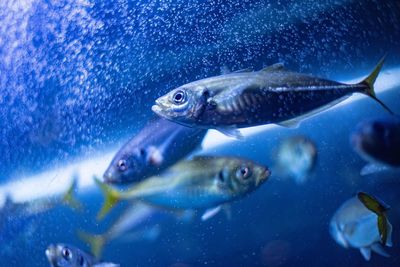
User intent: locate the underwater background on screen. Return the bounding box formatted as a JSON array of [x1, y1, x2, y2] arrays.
[[0, 0, 400, 266]]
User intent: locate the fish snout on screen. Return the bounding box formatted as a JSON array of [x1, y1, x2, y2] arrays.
[[45, 244, 57, 261], [103, 169, 121, 184], [257, 167, 271, 186]]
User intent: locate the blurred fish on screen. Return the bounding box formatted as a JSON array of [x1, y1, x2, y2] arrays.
[[0, 179, 82, 258], [351, 115, 400, 175], [274, 135, 317, 184], [103, 117, 207, 184], [96, 156, 270, 220], [329, 192, 392, 261], [152, 57, 392, 138], [0, 178, 81, 228], [46, 243, 119, 267], [78, 202, 193, 258]]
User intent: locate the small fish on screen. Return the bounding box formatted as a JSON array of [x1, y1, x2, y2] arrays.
[[329, 192, 392, 261], [103, 117, 207, 184], [78, 202, 184, 258], [351, 115, 400, 175], [0, 179, 82, 258], [96, 156, 270, 220], [274, 135, 317, 184], [46, 243, 119, 267], [152, 57, 392, 138]]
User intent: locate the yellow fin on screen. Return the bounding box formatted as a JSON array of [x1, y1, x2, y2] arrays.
[[77, 230, 106, 259], [62, 178, 83, 211], [95, 177, 121, 221]]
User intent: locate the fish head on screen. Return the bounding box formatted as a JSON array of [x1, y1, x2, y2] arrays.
[[104, 146, 158, 184], [220, 158, 270, 198], [351, 119, 391, 162], [45, 243, 87, 267], [152, 85, 208, 126]]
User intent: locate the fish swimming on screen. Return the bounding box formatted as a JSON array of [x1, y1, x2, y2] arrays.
[[46, 243, 119, 267], [96, 156, 270, 220], [152, 57, 392, 138], [351, 115, 400, 175], [274, 135, 317, 184], [78, 202, 192, 258], [103, 117, 207, 184], [329, 192, 392, 261], [0, 178, 81, 240]]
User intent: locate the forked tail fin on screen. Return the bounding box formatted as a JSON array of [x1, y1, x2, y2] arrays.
[[357, 192, 391, 246], [77, 230, 106, 259], [95, 177, 121, 220], [62, 178, 83, 211], [359, 55, 394, 114]]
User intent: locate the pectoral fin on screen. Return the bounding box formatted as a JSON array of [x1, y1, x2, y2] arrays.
[[201, 206, 222, 221]]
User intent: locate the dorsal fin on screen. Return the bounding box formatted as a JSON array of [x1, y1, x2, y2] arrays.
[[232, 68, 253, 73], [261, 63, 286, 72]]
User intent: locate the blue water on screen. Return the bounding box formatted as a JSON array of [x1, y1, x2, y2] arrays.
[[1, 0, 400, 266]]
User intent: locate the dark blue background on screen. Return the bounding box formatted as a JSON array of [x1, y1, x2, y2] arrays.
[[0, 0, 400, 266]]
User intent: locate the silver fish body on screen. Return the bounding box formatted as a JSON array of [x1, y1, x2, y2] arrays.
[[46, 243, 119, 267], [121, 156, 270, 209], [329, 196, 393, 261], [104, 117, 207, 184], [153, 59, 389, 136], [97, 156, 270, 219]]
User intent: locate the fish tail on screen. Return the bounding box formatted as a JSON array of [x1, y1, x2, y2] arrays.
[[357, 192, 390, 246], [359, 54, 394, 114], [95, 177, 121, 220], [62, 178, 84, 211], [77, 230, 106, 259]]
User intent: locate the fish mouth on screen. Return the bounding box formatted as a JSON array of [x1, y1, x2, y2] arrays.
[[258, 167, 271, 185], [45, 245, 57, 263], [103, 171, 120, 184]]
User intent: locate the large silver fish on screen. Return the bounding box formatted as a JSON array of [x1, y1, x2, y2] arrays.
[[46, 243, 119, 267], [103, 117, 207, 184], [329, 192, 392, 261], [152, 57, 392, 138], [96, 156, 270, 220]]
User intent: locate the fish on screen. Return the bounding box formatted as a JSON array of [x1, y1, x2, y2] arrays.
[[103, 117, 207, 184], [351, 115, 400, 175], [45, 243, 119, 267], [95, 156, 270, 220], [0, 179, 82, 258], [329, 192, 392, 261], [78, 202, 194, 258], [274, 135, 317, 184], [152, 56, 393, 138]]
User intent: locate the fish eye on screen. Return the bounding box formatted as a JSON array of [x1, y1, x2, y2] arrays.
[[78, 255, 84, 266], [62, 247, 72, 261], [218, 170, 225, 183], [236, 165, 252, 180], [172, 90, 186, 104], [139, 148, 146, 157], [117, 159, 127, 171]]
